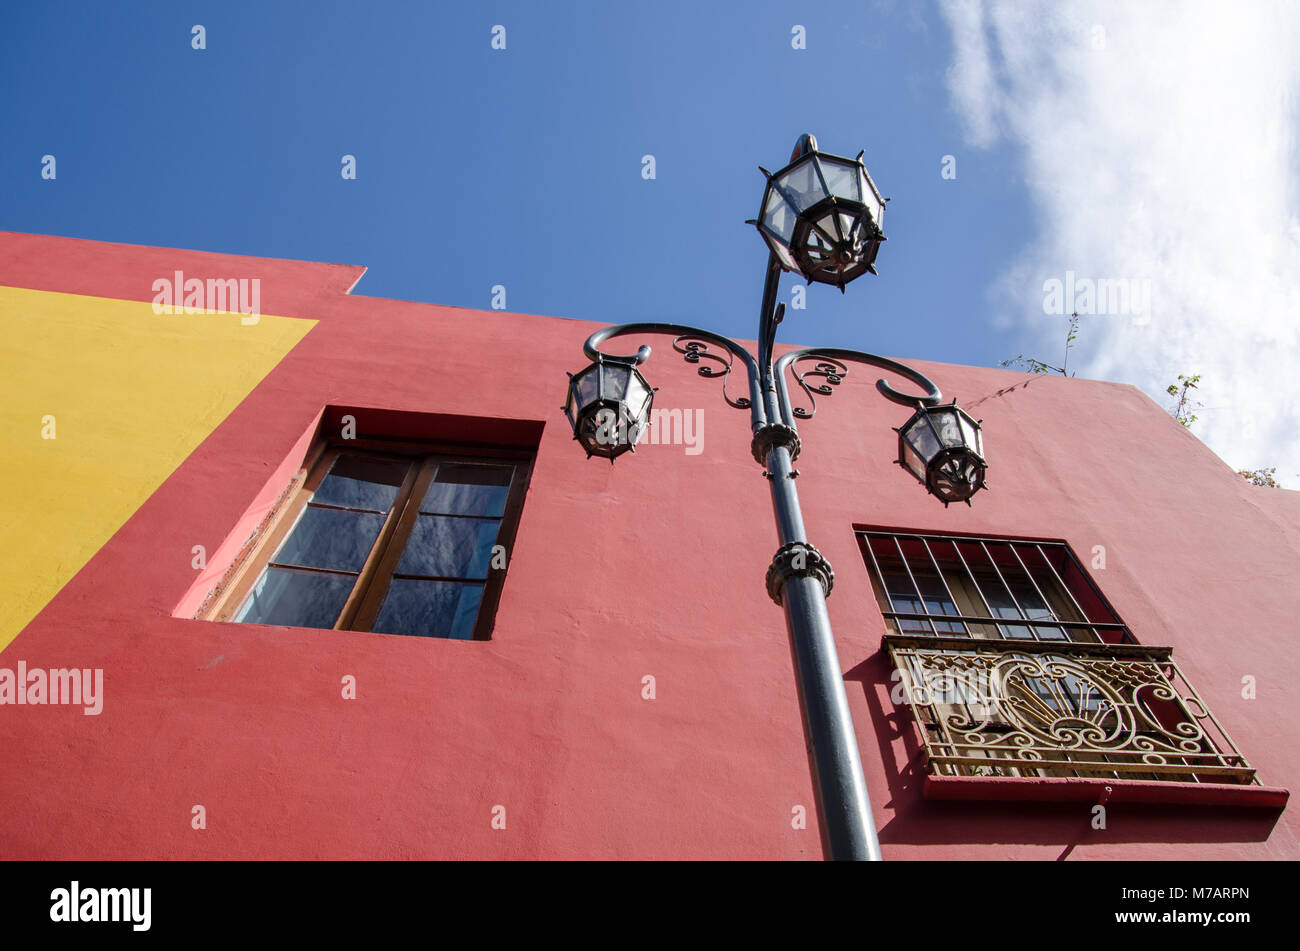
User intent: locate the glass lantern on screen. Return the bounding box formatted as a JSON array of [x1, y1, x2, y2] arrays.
[[753, 136, 887, 290], [897, 403, 987, 505], [563, 357, 656, 460]]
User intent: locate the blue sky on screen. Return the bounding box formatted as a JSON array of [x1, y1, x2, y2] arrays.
[[3, 1, 1297, 478]]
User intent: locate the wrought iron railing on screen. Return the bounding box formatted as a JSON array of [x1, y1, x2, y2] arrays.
[[885, 635, 1258, 784]]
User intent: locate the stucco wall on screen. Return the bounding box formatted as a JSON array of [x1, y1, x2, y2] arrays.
[[0, 230, 1292, 859]]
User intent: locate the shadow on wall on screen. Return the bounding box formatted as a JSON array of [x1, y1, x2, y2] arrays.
[[965, 375, 1038, 411]]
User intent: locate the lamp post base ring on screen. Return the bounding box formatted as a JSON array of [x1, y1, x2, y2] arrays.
[[751, 423, 802, 465], [766, 542, 834, 605]]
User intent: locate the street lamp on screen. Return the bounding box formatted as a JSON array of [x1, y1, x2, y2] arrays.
[[897, 402, 987, 505], [563, 356, 656, 460], [754, 140, 886, 290], [564, 134, 989, 861]]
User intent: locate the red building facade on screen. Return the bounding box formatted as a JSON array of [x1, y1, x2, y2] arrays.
[[0, 230, 1294, 859]]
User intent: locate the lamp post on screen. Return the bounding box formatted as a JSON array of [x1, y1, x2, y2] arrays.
[[563, 134, 987, 860]]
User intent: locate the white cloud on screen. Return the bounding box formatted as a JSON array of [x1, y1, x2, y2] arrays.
[[939, 0, 1300, 482]]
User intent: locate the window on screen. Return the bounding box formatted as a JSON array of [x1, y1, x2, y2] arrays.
[[860, 532, 1129, 644], [203, 442, 532, 640], [861, 530, 1260, 789]]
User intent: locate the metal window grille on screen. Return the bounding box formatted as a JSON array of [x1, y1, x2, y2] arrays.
[[861, 530, 1259, 785], [858, 531, 1133, 644]]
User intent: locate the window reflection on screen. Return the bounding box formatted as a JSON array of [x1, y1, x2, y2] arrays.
[[396, 515, 498, 579], [421, 463, 512, 517], [236, 567, 353, 628], [373, 579, 483, 639], [313, 455, 407, 512], [275, 506, 386, 573]]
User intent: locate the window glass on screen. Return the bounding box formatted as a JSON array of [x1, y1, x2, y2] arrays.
[[236, 566, 354, 628], [979, 572, 1065, 640], [396, 515, 499, 579], [420, 463, 512, 516], [313, 455, 408, 512], [372, 579, 483, 639], [274, 506, 387, 573], [882, 568, 966, 635]]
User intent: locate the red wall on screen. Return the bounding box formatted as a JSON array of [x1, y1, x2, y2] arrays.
[[1, 230, 1294, 859]]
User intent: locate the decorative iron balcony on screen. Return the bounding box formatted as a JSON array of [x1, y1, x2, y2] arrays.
[[885, 634, 1258, 785]]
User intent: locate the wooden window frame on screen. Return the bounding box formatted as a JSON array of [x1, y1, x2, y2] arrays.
[[200, 437, 534, 641]]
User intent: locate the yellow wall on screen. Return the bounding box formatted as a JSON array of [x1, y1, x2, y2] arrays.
[[0, 285, 313, 652]]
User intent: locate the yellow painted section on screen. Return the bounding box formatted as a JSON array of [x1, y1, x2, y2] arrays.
[[0, 285, 315, 652]]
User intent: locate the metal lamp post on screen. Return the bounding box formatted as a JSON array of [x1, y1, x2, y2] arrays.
[[563, 134, 988, 860]]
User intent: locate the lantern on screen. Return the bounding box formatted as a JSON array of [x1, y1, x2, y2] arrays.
[[563, 356, 656, 460], [752, 134, 887, 290], [897, 402, 987, 505]]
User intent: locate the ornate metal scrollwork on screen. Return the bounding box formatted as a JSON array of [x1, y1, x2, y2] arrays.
[[886, 640, 1258, 784], [580, 322, 767, 431], [774, 347, 943, 427], [672, 335, 751, 410], [788, 356, 849, 420]]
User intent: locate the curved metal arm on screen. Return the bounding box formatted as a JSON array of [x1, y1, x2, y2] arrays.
[[774, 347, 942, 428], [584, 322, 767, 431]]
